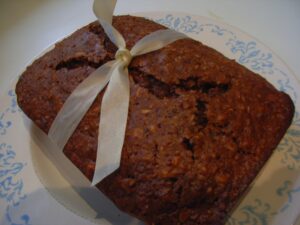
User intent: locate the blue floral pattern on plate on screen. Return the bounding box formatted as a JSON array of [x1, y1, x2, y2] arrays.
[[0, 91, 30, 225], [226, 39, 273, 75], [227, 199, 276, 225], [0, 91, 19, 137]]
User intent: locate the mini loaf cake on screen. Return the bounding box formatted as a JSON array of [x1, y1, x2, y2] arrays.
[[16, 16, 294, 225]]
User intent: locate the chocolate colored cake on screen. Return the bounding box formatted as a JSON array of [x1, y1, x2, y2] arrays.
[[16, 16, 294, 225]]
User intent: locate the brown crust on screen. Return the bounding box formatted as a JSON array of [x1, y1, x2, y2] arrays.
[[15, 15, 294, 225]]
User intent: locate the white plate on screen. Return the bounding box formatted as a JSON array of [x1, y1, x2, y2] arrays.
[[0, 12, 300, 225]]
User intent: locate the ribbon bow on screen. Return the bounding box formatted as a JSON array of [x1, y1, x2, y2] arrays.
[[48, 0, 187, 185]]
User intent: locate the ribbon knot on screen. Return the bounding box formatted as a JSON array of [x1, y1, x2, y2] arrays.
[[115, 48, 132, 67]]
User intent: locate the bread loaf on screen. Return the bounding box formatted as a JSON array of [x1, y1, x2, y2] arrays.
[[16, 16, 294, 225]]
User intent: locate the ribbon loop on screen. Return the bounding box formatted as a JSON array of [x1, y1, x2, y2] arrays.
[[131, 29, 187, 57]]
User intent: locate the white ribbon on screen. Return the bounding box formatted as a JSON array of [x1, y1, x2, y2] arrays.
[[48, 0, 187, 185]]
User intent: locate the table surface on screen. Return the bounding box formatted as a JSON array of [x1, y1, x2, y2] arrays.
[[0, 0, 299, 224]]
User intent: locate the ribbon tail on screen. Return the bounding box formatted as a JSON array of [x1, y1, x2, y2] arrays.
[[130, 29, 188, 56], [93, 0, 125, 48], [92, 62, 130, 185], [48, 60, 117, 150], [93, 0, 117, 25]]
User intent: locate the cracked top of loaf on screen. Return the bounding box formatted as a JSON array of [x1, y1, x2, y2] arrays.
[[16, 15, 294, 225]]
